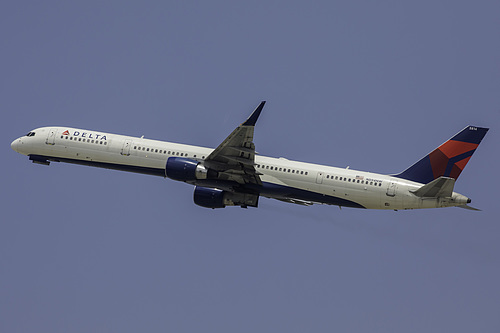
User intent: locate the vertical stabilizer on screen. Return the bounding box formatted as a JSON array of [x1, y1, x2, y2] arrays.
[[393, 126, 488, 184]]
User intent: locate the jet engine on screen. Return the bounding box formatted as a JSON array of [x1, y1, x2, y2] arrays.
[[193, 186, 259, 209], [165, 157, 216, 181]]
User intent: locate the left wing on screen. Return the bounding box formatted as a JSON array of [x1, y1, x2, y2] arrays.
[[203, 101, 265, 186]]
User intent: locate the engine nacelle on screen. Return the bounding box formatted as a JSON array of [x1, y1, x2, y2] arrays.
[[166, 157, 213, 181], [193, 186, 259, 209], [193, 186, 226, 208]]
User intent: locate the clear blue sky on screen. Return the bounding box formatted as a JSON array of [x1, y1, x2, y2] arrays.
[[2, 1, 499, 332]]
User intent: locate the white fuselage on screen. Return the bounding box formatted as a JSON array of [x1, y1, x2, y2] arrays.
[[11, 126, 470, 210]]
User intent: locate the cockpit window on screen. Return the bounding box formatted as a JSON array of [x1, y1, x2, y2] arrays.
[[26, 132, 36, 137]]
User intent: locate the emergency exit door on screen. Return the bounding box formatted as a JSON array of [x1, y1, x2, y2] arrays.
[[121, 140, 132, 156]]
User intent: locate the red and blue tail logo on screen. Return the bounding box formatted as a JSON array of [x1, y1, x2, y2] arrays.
[[394, 126, 489, 184]]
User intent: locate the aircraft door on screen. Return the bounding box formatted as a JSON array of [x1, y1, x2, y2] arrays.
[[316, 172, 324, 184], [121, 140, 132, 156], [46, 128, 57, 145], [386, 179, 397, 197]]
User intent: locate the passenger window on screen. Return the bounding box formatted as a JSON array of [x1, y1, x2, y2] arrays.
[[155, 149, 158, 153]]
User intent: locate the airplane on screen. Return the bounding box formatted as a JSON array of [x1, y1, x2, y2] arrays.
[[11, 101, 489, 210]]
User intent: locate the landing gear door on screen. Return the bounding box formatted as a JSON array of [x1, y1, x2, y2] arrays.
[[121, 140, 132, 156], [46, 128, 57, 145]]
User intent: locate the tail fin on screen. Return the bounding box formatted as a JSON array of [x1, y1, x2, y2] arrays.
[[393, 126, 489, 184]]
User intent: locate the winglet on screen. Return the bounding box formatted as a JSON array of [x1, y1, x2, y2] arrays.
[[242, 101, 266, 126]]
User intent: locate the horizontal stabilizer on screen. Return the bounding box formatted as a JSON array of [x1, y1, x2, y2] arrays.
[[457, 204, 481, 211], [411, 176, 455, 198]]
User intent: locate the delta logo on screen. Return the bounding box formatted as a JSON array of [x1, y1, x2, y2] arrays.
[[63, 129, 107, 140]]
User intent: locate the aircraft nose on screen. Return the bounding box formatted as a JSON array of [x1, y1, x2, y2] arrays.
[[11, 138, 22, 153]]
